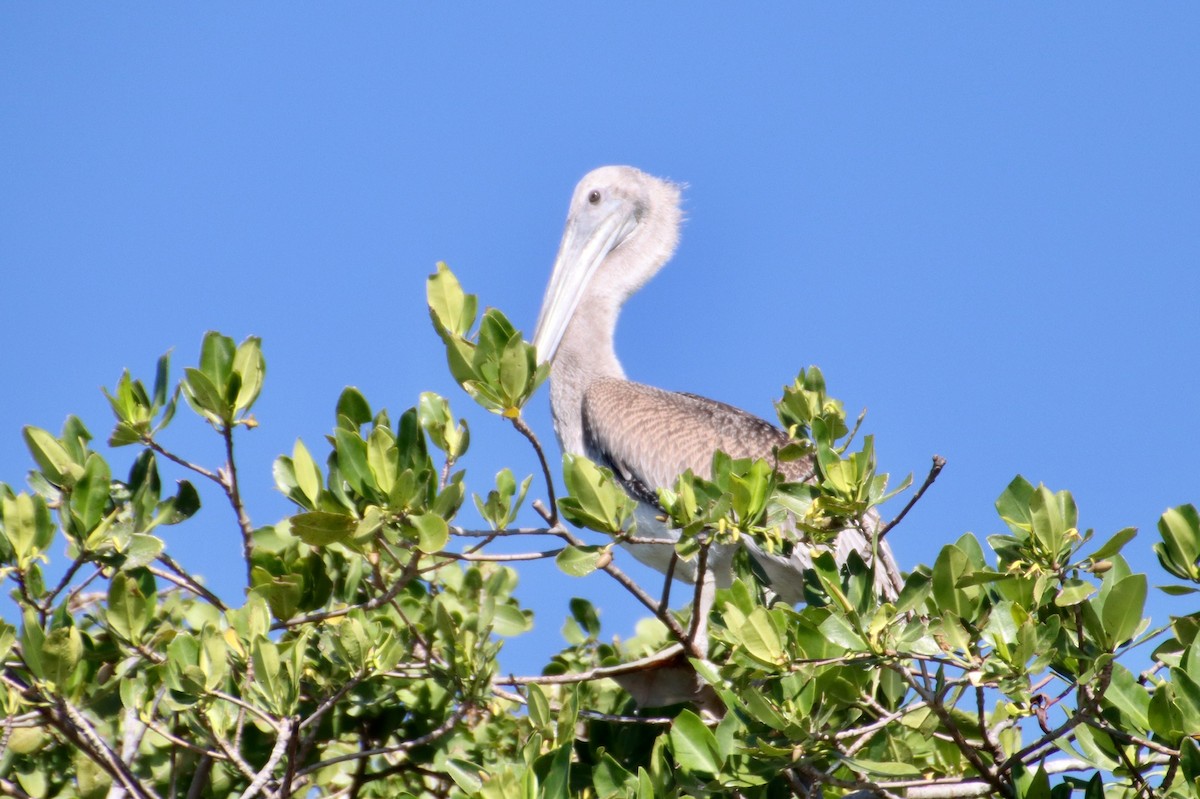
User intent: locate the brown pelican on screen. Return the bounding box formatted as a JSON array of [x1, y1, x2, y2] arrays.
[[532, 166, 903, 606]]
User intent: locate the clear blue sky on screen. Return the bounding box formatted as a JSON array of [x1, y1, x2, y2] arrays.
[[3, 6, 1198, 674]]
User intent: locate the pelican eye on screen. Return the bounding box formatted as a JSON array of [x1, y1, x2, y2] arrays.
[[587, 189, 601, 205]]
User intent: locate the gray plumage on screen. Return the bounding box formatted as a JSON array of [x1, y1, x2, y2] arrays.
[[533, 166, 902, 603]]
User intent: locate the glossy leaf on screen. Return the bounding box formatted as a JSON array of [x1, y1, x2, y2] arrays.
[[289, 511, 356, 546]]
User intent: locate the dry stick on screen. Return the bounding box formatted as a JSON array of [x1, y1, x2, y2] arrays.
[[879, 455, 946, 539], [220, 426, 256, 584], [58, 698, 162, 799], [280, 717, 302, 799], [3, 674, 152, 798], [238, 717, 293, 799], [41, 555, 86, 614], [64, 568, 104, 610], [499, 644, 687, 687], [975, 684, 1005, 764], [433, 548, 564, 563], [659, 552, 678, 612], [186, 758, 214, 799], [144, 438, 222, 484], [685, 541, 712, 659], [510, 415, 557, 526], [156, 553, 228, 611], [140, 717, 225, 759]]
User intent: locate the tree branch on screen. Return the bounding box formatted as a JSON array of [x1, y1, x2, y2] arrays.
[[510, 415, 557, 526], [879, 455, 945, 539]]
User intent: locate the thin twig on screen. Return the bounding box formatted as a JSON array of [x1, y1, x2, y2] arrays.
[[497, 644, 687, 687], [879, 455, 946, 539], [294, 703, 471, 779], [238, 716, 293, 799], [221, 426, 256, 584], [510, 416, 557, 526], [271, 553, 421, 631], [58, 698, 161, 799], [686, 540, 711, 658], [156, 553, 228, 611], [41, 555, 86, 613], [659, 552, 678, 612], [143, 438, 222, 484], [492, 686, 674, 725], [433, 548, 564, 563], [891, 663, 1010, 797], [186, 757, 213, 799]]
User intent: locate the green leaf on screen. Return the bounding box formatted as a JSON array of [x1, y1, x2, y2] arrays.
[[232, 336, 265, 413], [289, 511, 356, 546], [333, 428, 374, 496], [70, 454, 112, 536], [367, 425, 399, 494], [182, 367, 230, 424], [555, 545, 605, 577], [1054, 578, 1095, 607], [669, 709, 723, 776], [995, 475, 1036, 534], [1157, 505, 1200, 581], [592, 752, 635, 799], [558, 454, 632, 534], [1101, 573, 1147, 646], [569, 598, 601, 638], [42, 625, 83, 688], [23, 426, 83, 485], [818, 612, 866, 651], [154, 480, 200, 527], [3, 493, 55, 566], [526, 684, 551, 730], [739, 606, 785, 666], [427, 262, 477, 338], [291, 439, 322, 505], [539, 743, 571, 799], [122, 534, 164, 569], [1088, 527, 1137, 562], [498, 333, 532, 408], [409, 512, 449, 553], [445, 759, 485, 794], [107, 571, 151, 643], [336, 387, 373, 428], [198, 331, 235, 391]]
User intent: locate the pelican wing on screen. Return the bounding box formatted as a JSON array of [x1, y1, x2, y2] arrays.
[[580, 377, 903, 601]]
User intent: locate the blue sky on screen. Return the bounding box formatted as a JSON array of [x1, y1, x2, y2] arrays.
[[2, 6, 1198, 674]]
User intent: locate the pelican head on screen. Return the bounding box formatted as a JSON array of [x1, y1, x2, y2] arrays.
[[533, 166, 683, 365]]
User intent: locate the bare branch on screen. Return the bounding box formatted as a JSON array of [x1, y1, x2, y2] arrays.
[[294, 703, 471, 779], [238, 716, 293, 799], [510, 415, 557, 526], [497, 644, 686, 687], [155, 552, 228, 611], [434, 547, 564, 563], [879, 455, 945, 539], [220, 426, 256, 584], [142, 438, 221, 485]]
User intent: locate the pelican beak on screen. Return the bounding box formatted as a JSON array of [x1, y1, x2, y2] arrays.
[[532, 202, 638, 364]]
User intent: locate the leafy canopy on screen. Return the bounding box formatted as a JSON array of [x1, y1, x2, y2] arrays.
[[2, 264, 1200, 798]]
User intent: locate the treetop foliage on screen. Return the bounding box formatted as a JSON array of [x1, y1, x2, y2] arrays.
[[2, 264, 1200, 798]]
